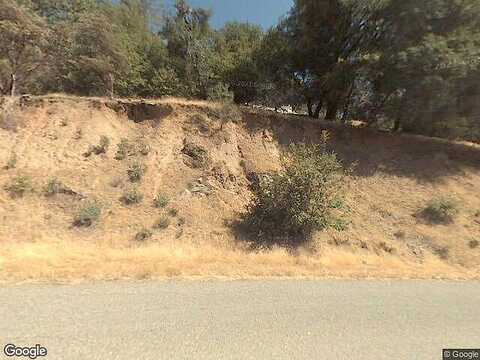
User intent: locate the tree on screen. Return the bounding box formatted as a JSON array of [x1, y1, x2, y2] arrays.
[[0, 0, 49, 95], [67, 11, 130, 96], [373, 0, 480, 140]]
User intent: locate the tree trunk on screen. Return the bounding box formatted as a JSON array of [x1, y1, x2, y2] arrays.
[[307, 98, 314, 117], [325, 101, 338, 121], [313, 100, 323, 118], [108, 73, 114, 99], [393, 118, 401, 132], [341, 84, 355, 123], [9, 74, 16, 96]]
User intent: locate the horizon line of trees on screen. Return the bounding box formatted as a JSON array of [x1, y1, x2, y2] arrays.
[[1, 0, 480, 142]]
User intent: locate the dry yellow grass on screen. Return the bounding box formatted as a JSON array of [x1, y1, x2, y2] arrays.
[[0, 95, 479, 283]]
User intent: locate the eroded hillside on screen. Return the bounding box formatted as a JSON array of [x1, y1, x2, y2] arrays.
[[1, 95, 479, 282]]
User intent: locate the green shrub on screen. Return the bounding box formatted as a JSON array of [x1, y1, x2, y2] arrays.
[[153, 193, 169, 208], [44, 178, 64, 197], [240, 138, 348, 246], [421, 197, 458, 224], [115, 139, 135, 160], [127, 163, 146, 183], [4, 175, 33, 198], [135, 228, 153, 242], [121, 188, 143, 205], [153, 216, 170, 230], [74, 202, 101, 227]]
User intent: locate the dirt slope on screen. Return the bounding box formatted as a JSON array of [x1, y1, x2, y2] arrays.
[[1, 95, 479, 282]]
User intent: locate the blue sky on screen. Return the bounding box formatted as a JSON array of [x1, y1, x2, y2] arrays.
[[164, 0, 293, 30]]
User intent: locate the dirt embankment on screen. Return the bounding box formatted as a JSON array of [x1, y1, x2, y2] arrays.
[[0, 95, 479, 282]]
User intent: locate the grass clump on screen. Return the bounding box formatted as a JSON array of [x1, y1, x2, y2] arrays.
[[239, 135, 348, 247], [153, 216, 170, 230], [420, 197, 458, 224], [74, 202, 101, 227], [153, 193, 169, 208], [127, 163, 146, 183], [4, 175, 33, 198], [121, 188, 144, 205], [43, 178, 65, 197], [135, 228, 153, 242]]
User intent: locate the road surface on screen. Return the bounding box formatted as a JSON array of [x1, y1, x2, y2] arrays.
[[1, 280, 479, 360]]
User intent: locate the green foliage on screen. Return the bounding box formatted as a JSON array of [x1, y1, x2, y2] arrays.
[[135, 228, 153, 242], [0, 0, 50, 95], [4, 175, 33, 198], [153, 216, 170, 230], [240, 137, 348, 246], [73, 201, 101, 227], [127, 162, 146, 183], [420, 197, 459, 224], [121, 188, 143, 205], [153, 193, 169, 209]]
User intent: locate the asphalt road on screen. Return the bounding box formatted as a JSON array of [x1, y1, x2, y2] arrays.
[[1, 280, 479, 360]]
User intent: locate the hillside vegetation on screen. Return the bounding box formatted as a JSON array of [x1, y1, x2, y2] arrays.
[[1, 95, 479, 282]]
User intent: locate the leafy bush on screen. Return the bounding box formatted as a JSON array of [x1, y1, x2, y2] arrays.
[[121, 188, 143, 205], [44, 178, 64, 197], [127, 163, 146, 183], [74, 202, 101, 227], [4, 175, 33, 198], [420, 197, 458, 224], [153, 193, 169, 208], [153, 216, 170, 230], [135, 228, 153, 242], [240, 137, 348, 246]]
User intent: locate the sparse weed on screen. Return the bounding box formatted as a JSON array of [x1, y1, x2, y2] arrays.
[[4, 175, 33, 198], [127, 163, 146, 183], [137, 141, 151, 156], [74, 202, 101, 227], [115, 139, 135, 160], [4, 152, 17, 170], [135, 228, 153, 242], [168, 208, 178, 217], [153, 216, 170, 230], [153, 193, 169, 208], [44, 178, 64, 197], [469, 240, 479, 249], [121, 188, 143, 205], [84, 136, 110, 157]]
